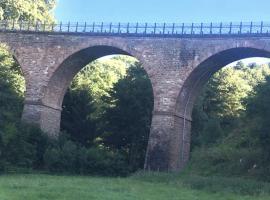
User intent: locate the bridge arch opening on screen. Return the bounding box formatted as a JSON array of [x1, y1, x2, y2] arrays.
[[42, 45, 153, 132], [175, 47, 270, 170], [42, 45, 154, 171], [43, 45, 132, 110]]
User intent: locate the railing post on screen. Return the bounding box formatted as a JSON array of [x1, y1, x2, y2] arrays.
[[12, 19, 15, 30], [127, 23, 129, 33], [229, 22, 232, 34], [191, 23, 194, 34], [118, 22, 121, 34], [181, 23, 185, 35], [219, 22, 222, 35], [200, 23, 203, 35], [43, 22, 46, 31], [83, 22, 87, 32], [67, 21, 70, 32], [19, 20, 22, 31], [101, 22, 104, 32], [75, 22, 79, 32], [51, 23, 54, 32], [172, 23, 175, 34], [210, 22, 212, 34], [239, 22, 242, 34], [260, 21, 263, 34], [109, 22, 112, 33], [59, 22, 62, 32], [153, 23, 157, 34], [144, 23, 148, 34], [163, 23, 166, 34], [250, 21, 253, 34], [35, 21, 39, 31], [135, 22, 138, 34], [92, 22, 95, 32]]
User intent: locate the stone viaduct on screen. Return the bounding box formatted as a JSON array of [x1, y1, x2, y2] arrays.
[[1, 21, 270, 171]]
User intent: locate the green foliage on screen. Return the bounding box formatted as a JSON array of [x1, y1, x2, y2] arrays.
[[0, 0, 56, 23], [74, 56, 134, 102], [100, 64, 154, 171], [190, 145, 262, 177], [44, 134, 129, 176], [190, 61, 270, 180], [191, 62, 270, 148], [0, 123, 48, 172], [246, 77, 270, 163], [0, 44, 25, 126], [61, 87, 97, 146], [61, 56, 153, 172], [71, 56, 136, 120], [61, 56, 133, 143]]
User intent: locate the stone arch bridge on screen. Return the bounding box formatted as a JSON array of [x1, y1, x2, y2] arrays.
[[1, 21, 270, 171]]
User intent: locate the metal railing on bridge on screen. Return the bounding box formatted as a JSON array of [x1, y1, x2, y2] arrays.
[[0, 21, 270, 37]]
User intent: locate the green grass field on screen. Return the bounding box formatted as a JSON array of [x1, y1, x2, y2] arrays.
[[0, 172, 270, 200]]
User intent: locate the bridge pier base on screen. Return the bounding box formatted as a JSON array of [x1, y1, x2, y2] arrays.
[[144, 111, 177, 171], [144, 111, 192, 172], [22, 102, 61, 137], [173, 115, 192, 170]]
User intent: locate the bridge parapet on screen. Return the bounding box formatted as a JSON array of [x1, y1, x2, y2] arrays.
[[0, 21, 270, 37]]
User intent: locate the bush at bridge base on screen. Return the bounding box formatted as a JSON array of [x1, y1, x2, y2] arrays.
[[0, 123, 47, 173], [44, 134, 131, 176], [0, 124, 131, 176]]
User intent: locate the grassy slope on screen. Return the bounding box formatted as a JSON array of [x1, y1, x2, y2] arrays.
[[0, 173, 269, 200]]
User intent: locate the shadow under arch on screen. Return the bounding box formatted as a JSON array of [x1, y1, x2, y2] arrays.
[[175, 47, 270, 169]]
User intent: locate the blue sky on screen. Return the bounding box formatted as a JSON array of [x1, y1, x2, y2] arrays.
[[55, 0, 270, 23], [55, 0, 270, 64]]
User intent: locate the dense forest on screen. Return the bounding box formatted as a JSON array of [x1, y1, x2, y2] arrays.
[[2, 0, 270, 180]]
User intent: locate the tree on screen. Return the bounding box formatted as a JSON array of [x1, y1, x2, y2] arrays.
[[100, 64, 153, 170], [61, 86, 97, 147], [61, 56, 136, 144], [0, 44, 24, 127], [192, 63, 270, 147], [0, 0, 56, 23], [246, 76, 270, 162], [71, 56, 136, 119]]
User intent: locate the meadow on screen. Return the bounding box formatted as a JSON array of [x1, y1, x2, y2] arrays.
[[1, 172, 270, 200]]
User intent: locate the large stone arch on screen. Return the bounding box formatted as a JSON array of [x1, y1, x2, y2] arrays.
[[174, 47, 270, 170], [40, 45, 153, 136]]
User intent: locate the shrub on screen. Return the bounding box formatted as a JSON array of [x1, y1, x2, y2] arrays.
[[0, 122, 48, 172], [189, 144, 263, 177], [44, 135, 130, 176]]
